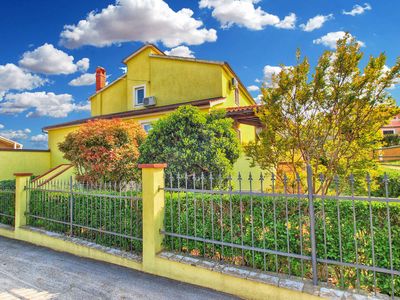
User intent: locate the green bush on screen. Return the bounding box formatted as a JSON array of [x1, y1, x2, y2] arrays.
[[0, 179, 15, 190], [139, 106, 240, 187], [0, 180, 15, 226], [164, 192, 400, 296], [372, 171, 400, 198], [383, 134, 400, 147], [27, 188, 143, 254]]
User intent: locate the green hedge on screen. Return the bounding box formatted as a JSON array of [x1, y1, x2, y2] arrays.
[[372, 171, 400, 198], [164, 192, 400, 296], [0, 180, 15, 226], [0, 179, 15, 190], [28, 189, 143, 254], [0, 190, 14, 226]]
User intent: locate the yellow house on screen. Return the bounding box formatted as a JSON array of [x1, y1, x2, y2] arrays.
[[43, 44, 262, 169]]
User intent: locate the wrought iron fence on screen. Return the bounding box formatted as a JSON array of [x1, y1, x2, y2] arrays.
[[162, 167, 400, 298], [0, 186, 15, 226], [26, 178, 143, 254]]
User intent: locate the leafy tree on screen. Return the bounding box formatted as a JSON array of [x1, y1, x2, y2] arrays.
[[245, 35, 400, 194], [139, 105, 240, 183], [59, 119, 146, 183]]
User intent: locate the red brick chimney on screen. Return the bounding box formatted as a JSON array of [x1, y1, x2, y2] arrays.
[[96, 67, 106, 92]]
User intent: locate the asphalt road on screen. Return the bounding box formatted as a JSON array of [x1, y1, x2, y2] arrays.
[[0, 236, 237, 300]]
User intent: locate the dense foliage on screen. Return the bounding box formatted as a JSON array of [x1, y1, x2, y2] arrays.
[[0, 180, 15, 226], [372, 170, 400, 198], [0, 179, 15, 190], [245, 35, 400, 194], [383, 134, 400, 147], [164, 192, 400, 296], [59, 119, 146, 183], [139, 106, 240, 182], [27, 187, 142, 254]]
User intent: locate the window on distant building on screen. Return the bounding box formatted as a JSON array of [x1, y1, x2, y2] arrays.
[[383, 130, 395, 135], [134, 85, 145, 106]]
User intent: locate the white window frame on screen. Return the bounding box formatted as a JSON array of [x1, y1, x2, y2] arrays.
[[139, 118, 158, 133], [134, 85, 146, 107]]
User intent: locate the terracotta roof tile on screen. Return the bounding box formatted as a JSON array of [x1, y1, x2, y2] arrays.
[[225, 105, 261, 113]]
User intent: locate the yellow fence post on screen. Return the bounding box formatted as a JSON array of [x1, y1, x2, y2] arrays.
[[138, 163, 167, 273], [14, 173, 32, 228]]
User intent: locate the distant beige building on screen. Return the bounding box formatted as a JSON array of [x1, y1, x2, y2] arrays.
[[382, 114, 400, 135], [0, 136, 23, 149]]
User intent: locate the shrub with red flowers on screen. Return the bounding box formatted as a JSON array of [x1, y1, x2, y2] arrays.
[[59, 119, 146, 183]]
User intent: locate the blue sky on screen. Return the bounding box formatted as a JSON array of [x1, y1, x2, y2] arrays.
[[0, 0, 399, 148]]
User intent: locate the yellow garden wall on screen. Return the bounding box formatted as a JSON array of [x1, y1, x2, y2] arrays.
[[0, 150, 50, 180]]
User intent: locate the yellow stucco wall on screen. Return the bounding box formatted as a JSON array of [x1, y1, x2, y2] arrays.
[[150, 57, 223, 106], [238, 123, 256, 144], [0, 150, 51, 180], [126, 48, 152, 111], [48, 125, 80, 167], [221, 68, 254, 107], [102, 78, 127, 115]]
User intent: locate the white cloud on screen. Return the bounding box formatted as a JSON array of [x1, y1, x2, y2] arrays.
[[263, 65, 284, 87], [0, 64, 46, 96], [0, 124, 4, 129], [59, 0, 217, 48], [74, 101, 91, 112], [199, 0, 296, 30], [247, 85, 259, 92], [76, 58, 90, 72], [313, 31, 365, 49], [275, 13, 296, 29], [0, 92, 89, 118], [165, 46, 195, 58], [254, 94, 263, 103], [31, 134, 48, 143], [0, 128, 31, 140], [19, 43, 90, 75], [120, 67, 127, 74], [343, 3, 371, 16], [69, 73, 96, 86], [383, 65, 400, 90], [300, 14, 333, 32]]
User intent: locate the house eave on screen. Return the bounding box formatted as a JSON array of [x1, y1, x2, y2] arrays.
[[43, 97, 226, 132]]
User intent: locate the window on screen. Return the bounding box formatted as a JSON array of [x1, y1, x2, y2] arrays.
[[383, 130, 395, 135], [134, 85, 145, 106], [140, 119, 158, 133], [142, 123, 153, 133], [235, 87, 240, 106]]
